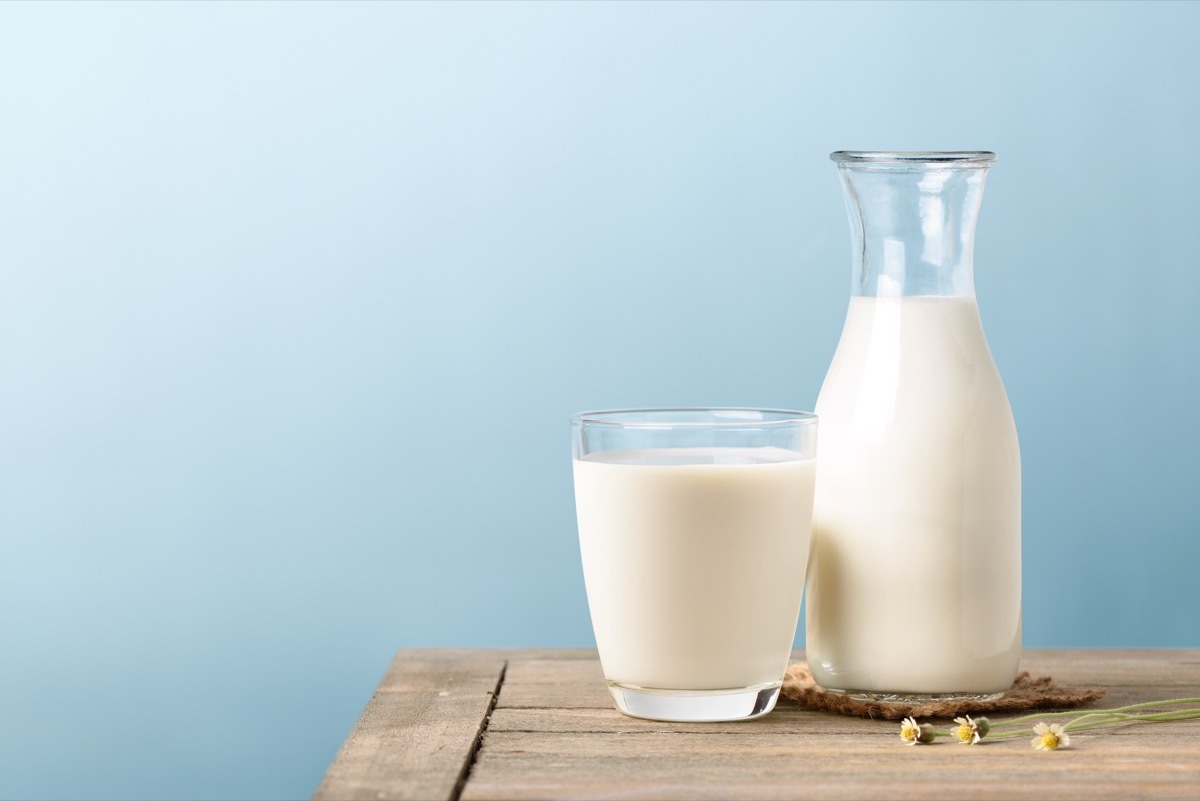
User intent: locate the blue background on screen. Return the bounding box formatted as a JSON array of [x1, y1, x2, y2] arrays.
[[1, 2, 1197, 798]]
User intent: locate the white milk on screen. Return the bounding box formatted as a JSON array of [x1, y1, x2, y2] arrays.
[[574, 448, 815, 691], [807, 295, 1021, 694]]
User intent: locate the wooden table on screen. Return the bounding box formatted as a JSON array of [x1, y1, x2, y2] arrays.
[[313, 649, 1200, 800]]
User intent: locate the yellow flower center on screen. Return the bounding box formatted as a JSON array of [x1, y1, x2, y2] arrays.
[[1040, 732, 1060, 750], [956, 725, 975, 742], [901, 724, 918, 741]]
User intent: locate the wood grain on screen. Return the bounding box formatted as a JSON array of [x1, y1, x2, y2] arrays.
[[313, 650, 506, 801], [315, 649, 1200, 801]]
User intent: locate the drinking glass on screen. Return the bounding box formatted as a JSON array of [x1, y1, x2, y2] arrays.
[[571, 408, 817, 722]]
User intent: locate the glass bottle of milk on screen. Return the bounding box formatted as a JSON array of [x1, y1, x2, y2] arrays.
[[806, 151, 1021, 702]]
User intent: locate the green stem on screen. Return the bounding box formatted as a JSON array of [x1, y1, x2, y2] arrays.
[[982, 708, 1200, 740], [985, 698, 1200, 729], [983, 727, 1037, 739]]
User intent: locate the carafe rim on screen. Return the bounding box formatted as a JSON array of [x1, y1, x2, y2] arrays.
[[831, 151, 996, 165]]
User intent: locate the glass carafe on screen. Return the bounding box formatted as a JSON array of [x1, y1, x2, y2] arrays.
[[806, 151, 1021, 702]]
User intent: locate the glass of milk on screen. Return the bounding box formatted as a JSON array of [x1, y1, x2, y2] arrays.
[[571, 408, 817, 722]]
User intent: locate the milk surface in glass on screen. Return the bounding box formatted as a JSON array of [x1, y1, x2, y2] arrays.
[[574, 447, 815, 691], [806, 295, 1021, 694]]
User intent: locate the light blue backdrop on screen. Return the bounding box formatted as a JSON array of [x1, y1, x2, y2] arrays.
[[1, 2, 1197, 799]]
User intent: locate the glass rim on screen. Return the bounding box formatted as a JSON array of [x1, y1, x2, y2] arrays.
[[570, 407, 817, 428], [830, 150, 997, 164]]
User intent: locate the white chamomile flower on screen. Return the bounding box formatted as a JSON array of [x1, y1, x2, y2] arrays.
[[900, 716, 934, 745], [953, 715, 984, 745], [1031, 722, 1071, 751]]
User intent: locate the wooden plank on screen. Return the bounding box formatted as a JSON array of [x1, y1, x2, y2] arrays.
[[1017, 649, 1200, 685], [313, 650, 506, 801], [503, 658, 606, 686], [488, 705, 825, 734], [463, 649, 1200, 800], [462, 728, 1200, 801], [499, 650, 1200, 688], [496, 657, 610, 709], [496, 679, 613, 709], [494, 677, 1200, 710], [494, 649, 1200, 711]]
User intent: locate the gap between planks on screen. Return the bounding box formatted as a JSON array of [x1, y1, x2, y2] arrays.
[[450, 660, 508, 801]]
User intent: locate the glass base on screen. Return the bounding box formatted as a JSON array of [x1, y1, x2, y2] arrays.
[[607, 680, 782, 722], [823, 688, 1006, 705]]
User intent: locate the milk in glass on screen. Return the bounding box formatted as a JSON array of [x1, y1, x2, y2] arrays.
[[575, 447, 815, 691]]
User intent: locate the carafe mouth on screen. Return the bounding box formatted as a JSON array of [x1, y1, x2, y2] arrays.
[[831, 150, 994, 296], [831, 151, 996, 165]]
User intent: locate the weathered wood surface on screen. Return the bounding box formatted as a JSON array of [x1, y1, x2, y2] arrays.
[[312, 649, 592, 801], [316, 649, 1200, 801]]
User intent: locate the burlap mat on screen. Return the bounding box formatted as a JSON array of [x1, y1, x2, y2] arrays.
[[781, 663, 1106, 720]]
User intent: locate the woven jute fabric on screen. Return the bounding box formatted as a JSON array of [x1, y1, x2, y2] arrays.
[[781, 663, 1107, 720]]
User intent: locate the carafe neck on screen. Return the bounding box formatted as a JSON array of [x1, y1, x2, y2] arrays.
[[833, 151, 995, 298]]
